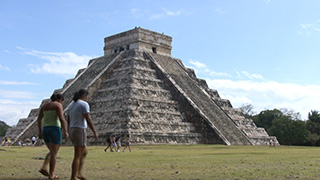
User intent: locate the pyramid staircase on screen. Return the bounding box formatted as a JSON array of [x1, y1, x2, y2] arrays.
[[87, 50, 202, 144]]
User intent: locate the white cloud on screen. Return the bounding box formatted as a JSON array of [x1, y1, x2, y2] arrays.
[[149, 9, 182, 20], [300, 21, 320, 36], [0, 99, 40, 126], [131, 8, 139, 14], [165, 10, 181, 16], [0, 64, 10, 71], [188, 60, 319, 120], [149, 14, 164, 20], [236, 70, 264, 80], [0, 80, 39, 85], [130, 7, 183, 20], [215, 8, 225, 14], [205, 79, 320, 119], [190, 60, 206, 69], [22, 50, 93, 76], [0, 89, 37, 99], [189, 60, 231, 77], [301, 24, 313, 29]]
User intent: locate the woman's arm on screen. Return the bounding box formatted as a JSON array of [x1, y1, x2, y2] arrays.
[[56, 103, 69, 138], [37, 107, 44, 139]]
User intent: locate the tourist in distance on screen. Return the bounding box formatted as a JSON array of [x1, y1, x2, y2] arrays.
[[31, 136, 36, 146], [68, 89, 98, 180], [122, 135, 132, 152], [104, 134, 114, 152], [112, 135, 117, 152], [115, 134, 121, 152], [37, 93, 69, 179]]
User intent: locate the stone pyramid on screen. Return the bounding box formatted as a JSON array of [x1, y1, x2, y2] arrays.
[[6, 27, 278, 145]]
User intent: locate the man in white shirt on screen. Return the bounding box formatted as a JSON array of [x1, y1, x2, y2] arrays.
[[68, 89, 98, 180]]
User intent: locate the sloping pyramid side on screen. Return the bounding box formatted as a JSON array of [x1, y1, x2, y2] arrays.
[[146, 52, 252, 145], [146, 52, 278, 145], [181, 65, 279, 145], [6, 53, 120, 144]]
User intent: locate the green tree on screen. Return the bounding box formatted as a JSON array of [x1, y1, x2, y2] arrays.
[[0, 121, 10, 137], [306, 133, 320, 146], [268, 117, 308, 145], [308, 110, 320, 123], [305, 110, 320, 145], [253, 108, 311, 145], [306, 120, 320, 135], [253, 109, 282, 130]]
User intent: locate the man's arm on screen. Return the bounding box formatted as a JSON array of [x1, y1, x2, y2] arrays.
[[84, 113, 98, 139]]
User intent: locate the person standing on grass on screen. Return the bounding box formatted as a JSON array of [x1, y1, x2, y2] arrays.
[[122, 135, 131, 152], [68, 89, 98, 180], [104, 135, 113, 152], [115, 134, 121, 152], [112, 135, 117, 152], [31, 136, 36, 146], [37, 93, 69, 179]]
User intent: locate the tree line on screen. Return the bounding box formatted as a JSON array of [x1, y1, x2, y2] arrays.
[[240, 104, 320, 146]]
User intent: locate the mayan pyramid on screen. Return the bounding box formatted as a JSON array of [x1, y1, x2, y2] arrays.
[[6, 27, 278, 146]]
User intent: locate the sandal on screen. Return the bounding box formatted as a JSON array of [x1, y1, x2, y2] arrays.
[[77, 175, 87, 180], [48, 175, 59, 179], [39, 169, 49, 177]]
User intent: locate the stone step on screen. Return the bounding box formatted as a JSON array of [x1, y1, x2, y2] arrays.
[[119, 56, 151, 69], [112, 66, 157, 79], [241, 128, 269, 137], [129, 122, 195, 132], [90, 99, 180, 112], [91, 109, 184, 120], [94, 121, 194, 133], [95, 86, 172, 100], [102, 75, 163, 89], [91, 96, 177, 105], [131, 131, 202, 144]]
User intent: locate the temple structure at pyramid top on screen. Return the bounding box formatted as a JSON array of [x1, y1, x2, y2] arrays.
[[6, 27, 279, 146], [104, 27, 172, 56]]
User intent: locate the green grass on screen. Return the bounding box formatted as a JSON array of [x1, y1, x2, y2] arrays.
[[0, 145, 320, 180]]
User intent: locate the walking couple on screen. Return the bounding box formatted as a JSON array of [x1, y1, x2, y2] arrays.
[[37, 89, 98, 180]]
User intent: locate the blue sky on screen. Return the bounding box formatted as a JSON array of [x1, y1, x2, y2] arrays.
[[1, 0, 320, 125]]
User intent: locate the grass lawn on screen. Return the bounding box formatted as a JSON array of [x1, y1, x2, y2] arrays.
[[0, 144, 320, 180]]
